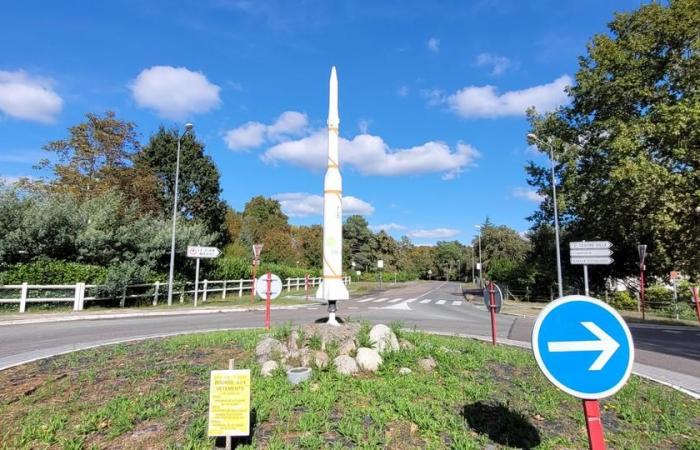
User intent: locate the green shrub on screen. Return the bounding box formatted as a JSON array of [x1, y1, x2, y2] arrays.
[[0, 259, 107, 285], [609, 290, 638, 311], [212, 256, 320, 280], [645, 284, 674, 308]]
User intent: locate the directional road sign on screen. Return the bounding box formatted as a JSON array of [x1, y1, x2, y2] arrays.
[[532, 296, 634, 399], [570, 241, 612, 249], [570, 249, 613, 257], [570, 257, 614, 265], [187, 246, 221, 259]]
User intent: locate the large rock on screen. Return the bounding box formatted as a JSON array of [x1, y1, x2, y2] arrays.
[[338, 338, 357, 356], [261, 360, 278, 377], [356, 347, 383, 372], [369, 324, 400, 353], [256, 337, 284, 362], [334, 355, 359, 375], [314, 351, 329, 369], [418, 357, 437, 372]]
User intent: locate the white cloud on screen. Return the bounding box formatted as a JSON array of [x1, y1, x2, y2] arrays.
[[512, 187, 544, 203], [433, 75, 571, 119], [130, 66, 221, 120], [420, 88, 444, 106], [357, 119, 371, 134], [263, 130, 480, 179], [266, 111, 308, 139], [397, 85, 409, 97], [475, 53, 513, 75], [427, 37, 440, 53], [0, 70, 63, 123], [369, 223, 407, 232], [224, 111, 308, 151], [408, 228, 460, 239], [273, 192, 375, 217], [224, 122, 267, 150]]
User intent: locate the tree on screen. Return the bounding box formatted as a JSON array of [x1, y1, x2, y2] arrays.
[[139, 127, 227, 240], [526, 0, 700, 280], [343, 215, 375, 271], [472, 219, 530, 271], [372, 230, 399, 269], [293, 225, 323, 269], [39, 111, 161, 212], [238, 196, 294, 264], [435, 241, 464, 280]]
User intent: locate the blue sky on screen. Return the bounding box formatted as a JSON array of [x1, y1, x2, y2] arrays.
[[0, 0, 642, 244]]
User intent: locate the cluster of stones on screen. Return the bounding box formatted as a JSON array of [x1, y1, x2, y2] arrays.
[[255, 323, 435, 377]]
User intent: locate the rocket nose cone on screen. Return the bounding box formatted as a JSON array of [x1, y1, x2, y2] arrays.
[[331, 66, 337, 80]]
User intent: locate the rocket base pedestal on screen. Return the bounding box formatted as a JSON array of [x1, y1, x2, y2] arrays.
[[316, 279, 349, 326]]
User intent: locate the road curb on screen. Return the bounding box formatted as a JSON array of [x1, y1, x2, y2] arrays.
[[0, 304, 313, 327], [420, 329, 700, 400]]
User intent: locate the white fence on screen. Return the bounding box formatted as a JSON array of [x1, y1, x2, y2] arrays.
[[0, 276, 351, 313]]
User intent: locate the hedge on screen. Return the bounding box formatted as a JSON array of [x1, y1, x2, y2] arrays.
[[0, 260, 107, 285]]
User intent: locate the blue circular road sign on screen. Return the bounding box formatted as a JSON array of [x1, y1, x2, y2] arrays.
[[532, 296, 634, 399]]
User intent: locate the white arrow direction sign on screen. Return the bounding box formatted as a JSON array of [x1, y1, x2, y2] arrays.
[[570, 249, 613, 257], [570, 241, 612, 249], [547, 322, 620, 371], [570, 257, 614, 265]]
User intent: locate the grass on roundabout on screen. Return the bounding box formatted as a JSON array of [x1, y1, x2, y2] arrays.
[[0, 325, 698, 449]]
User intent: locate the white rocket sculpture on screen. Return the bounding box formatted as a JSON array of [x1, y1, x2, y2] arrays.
[[316, 66, 349, 325]]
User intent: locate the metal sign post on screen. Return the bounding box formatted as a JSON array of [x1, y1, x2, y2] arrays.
[[187, 246, 221, 307], [488, 282, 497, 345], [265, 272, 272, 330], [194, 258, 200, 307], [532, 296, 634, 450], [256, 273, 282, 330], [570, 242, 613, 298], [251, 244, 263, 303], [638, 245, 647, 320], [483, 282, 503, 345], [305, 273, 309, 301], [377, 260, 384, 288]]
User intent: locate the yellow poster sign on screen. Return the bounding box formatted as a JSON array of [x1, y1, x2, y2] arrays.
[[207, 369, 251, 437]]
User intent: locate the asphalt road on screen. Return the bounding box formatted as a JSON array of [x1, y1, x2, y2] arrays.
[[1, 281, 698, 394]]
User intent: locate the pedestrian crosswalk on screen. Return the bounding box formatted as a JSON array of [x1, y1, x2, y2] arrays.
[[355, 296, 465, 307]]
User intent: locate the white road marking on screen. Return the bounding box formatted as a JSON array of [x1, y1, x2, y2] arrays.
[[662, 330, 681, 334], [388, 298, 403, 303], [436, 300, 446, 305], [348, 306, 359, 310], [420, 299, 432, 304], [452, 301, 462, 306], [357, 297, 375, 303], [373, 298, 389, 303], [405, 298, 418, 303]]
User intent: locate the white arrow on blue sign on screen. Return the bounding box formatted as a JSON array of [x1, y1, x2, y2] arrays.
[[532, 296, 634, 399]]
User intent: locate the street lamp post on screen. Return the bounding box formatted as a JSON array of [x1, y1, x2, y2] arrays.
[[527, 134, 564, 298], [167, 123, 193, 306], [471, 246, 475, 284], [638, 244, 647, 320], [475, 225, 483, 288]]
